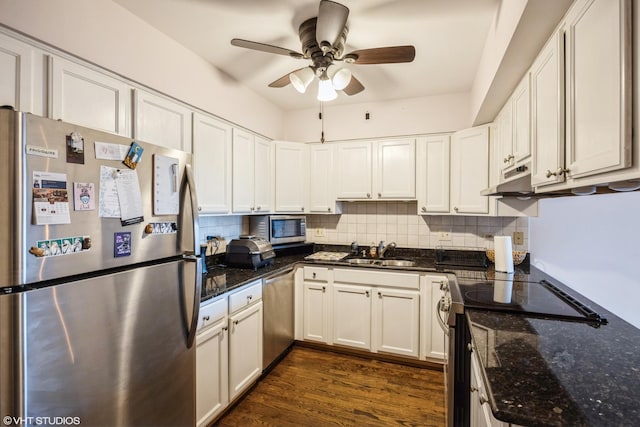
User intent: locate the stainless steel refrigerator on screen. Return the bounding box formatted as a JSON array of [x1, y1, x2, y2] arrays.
[[0, 108, 202, 426]]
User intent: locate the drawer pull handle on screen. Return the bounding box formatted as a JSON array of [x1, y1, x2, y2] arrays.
[[322, 286, 326, 292], [203, 315, 210, 321]]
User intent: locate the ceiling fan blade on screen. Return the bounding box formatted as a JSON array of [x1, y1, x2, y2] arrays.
[[316, 0, 349, 52], [344, 46, 416, 65], [267, 67, 310, 88], [231, 38, 304, 59], [342, 75, 364, 96]]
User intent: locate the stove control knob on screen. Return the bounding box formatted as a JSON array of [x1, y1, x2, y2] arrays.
[[440, 296, 451, 311]]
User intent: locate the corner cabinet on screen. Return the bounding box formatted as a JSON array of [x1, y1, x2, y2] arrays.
[[134, 89, 192, 151], [232, 129, 272, 214], [450, 126, 490, 215], [274, 141, 308, 213], [193, 113, 233, 214], [336, 138, 416, 200]]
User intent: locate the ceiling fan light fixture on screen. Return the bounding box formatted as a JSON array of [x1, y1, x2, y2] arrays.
[[328, 66, 352, 90], [317, 78, 337, 101], [290, 67, 315, 93]]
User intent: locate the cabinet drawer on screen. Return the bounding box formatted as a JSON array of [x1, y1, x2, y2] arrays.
[[333, 268, 419, 289], [197, 296, 227, 333], [229, 280, 263, 314], [304, 266, 329, 281]]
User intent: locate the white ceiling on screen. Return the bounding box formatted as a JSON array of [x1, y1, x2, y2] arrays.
[[114, 0, 500, 111]]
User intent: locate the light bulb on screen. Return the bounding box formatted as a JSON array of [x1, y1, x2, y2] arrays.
[[289, 67, 314, 93], [317, 78, 337, 102]]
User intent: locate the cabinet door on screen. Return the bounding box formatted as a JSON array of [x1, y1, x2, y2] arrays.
[[531, 31, 565, 187], [196, 319, 229, 427], [253, 136, 272, 213], [303, 281, 330, 343], [50, 56, 131, 136], [0, 32, 45, 115], [308, 144, 336, 213], [428, 280, 447, 360], [193, 113, 232, 214], [564, 0, 631, 178], [332, 283, 371, 350], [512, 73, 531, 164], [376, 139, 416, 199], [232, 128, 255, 213], [373, 287, 419, 358], [274, 141, 308, 213], [451, 126, 489, 215], [417, 135, 450, 214], [228, 301, 263, 401], [134, 89, 192, 151], [336, 142, 372, 199], [497, 101, 513, 171]]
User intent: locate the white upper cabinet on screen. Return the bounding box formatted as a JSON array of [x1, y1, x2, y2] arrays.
[[375, 138, 416, 199], [562, 0, 631, 179], [0, 32, 45, 116], [336, 138, 416, 200], [497, 98, 514, 172], [274, 141, 308, 213], [450, 126, 490, 215], [531, 30, 565, 187], [134, 89, 192, 151], [232, 129, 272, 214], [336, 142, 373, 199], [193, 113, 233, 214], [512, 74, 531, 165], [308, 144, 340, 213], [50, 56, 132, 137], [417, 135, 451, 214]]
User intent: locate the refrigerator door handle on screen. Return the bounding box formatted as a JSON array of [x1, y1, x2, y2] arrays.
[[183, 254, 202, 349], [184, 163, 200, 255]]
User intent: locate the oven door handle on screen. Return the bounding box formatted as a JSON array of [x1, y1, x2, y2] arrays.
[[436, 298, 450, 336]]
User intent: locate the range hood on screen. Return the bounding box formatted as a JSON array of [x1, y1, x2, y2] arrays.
[[481, 163, 535, 197]]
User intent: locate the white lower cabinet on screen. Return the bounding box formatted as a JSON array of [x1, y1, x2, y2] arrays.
[[421, 275, 449, 361], [302, 281, 331, 343], [373, 287, 420, 358], [332, 283, 372, 350], [196, 297, 229, 427], [228, 280, 263, 401]]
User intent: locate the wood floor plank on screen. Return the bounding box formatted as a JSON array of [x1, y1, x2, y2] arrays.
[[215, 346, 445, 426]]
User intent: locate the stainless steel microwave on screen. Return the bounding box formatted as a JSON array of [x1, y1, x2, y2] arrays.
[[249, 215, 307, 245]]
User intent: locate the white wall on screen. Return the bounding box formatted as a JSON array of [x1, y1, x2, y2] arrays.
[[530, 192, 640, 329], [0, 0, 284, 139], [284, 93, 470, 142]]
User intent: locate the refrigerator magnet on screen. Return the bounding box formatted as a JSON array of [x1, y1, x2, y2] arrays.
[[123, 142, 144, 169], [114, 232, 132, 257]]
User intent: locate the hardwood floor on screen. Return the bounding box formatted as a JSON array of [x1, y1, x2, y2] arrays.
[[215, 345, 446, 426]]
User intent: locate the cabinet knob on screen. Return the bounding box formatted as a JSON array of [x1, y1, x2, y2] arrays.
[[378, 192, 382, 198], [378, 291, 382, 298], [503, 154, 514, 163], [250, 207, 255, 211], [301, 207, 305, 212], [222, 326, 228, 332], [198, 206, 202, 211], [454, 207, 459, 212], [327, 207, 331, 212], [203, 315, 210, 321], [421, 206, 427, 213], [234, 320, 239, 325], [366, 193, 371, 198], [256, 206, 261, 211], [247, 295, 253, 302], [322, 286, 326, 292], [545, 169, 558, 178], [312, 272, 317, 279], [365, 290, 370, 297]]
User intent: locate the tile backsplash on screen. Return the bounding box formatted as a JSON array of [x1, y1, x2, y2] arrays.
[[197, 202, 529, 252], [306, 202, 529, 251]]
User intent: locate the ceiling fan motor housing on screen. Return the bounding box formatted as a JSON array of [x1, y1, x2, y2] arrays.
[[299, 17, 348, 73]]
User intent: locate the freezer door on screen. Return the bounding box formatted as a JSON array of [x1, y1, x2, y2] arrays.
[[6, 110, 198, 286], [16, 259, 198, 426]]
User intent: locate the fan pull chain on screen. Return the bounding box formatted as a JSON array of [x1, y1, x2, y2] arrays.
[[320, 102, 325, 143]]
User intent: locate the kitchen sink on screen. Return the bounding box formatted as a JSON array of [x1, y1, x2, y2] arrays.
[[344, 258, 416, 267], [378, 259, 416, 267], [345, 258, 377, 265]]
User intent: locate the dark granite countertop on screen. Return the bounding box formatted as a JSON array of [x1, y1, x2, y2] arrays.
[[467, 275, 640, 427]]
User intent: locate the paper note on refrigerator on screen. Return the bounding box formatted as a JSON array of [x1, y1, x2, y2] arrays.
[[114, 169, 144, 226], [99, 166, 121, 218], [32, 171, 71, 225]]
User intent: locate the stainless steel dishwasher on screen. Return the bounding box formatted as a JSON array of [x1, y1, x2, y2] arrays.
[[262, 267, 295, 371]]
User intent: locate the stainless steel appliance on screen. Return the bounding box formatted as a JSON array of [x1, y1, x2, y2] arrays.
[[262, 267, 295, 371], [249, 215, 306, 245], [226, 236, 275, 270], [439, 269, 607, 427], [0, 109, 201, 426]]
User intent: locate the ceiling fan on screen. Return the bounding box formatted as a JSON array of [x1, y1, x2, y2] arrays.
[[230, 0, 416, 102]]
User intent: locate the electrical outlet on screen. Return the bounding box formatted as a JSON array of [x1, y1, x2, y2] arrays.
[[513, 231, 524, 245], [438, 232, 451, 241], [315, 228, 325, 237]]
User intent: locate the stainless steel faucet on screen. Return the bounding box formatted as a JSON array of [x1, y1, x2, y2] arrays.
[[378, 241, 396, 258]]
